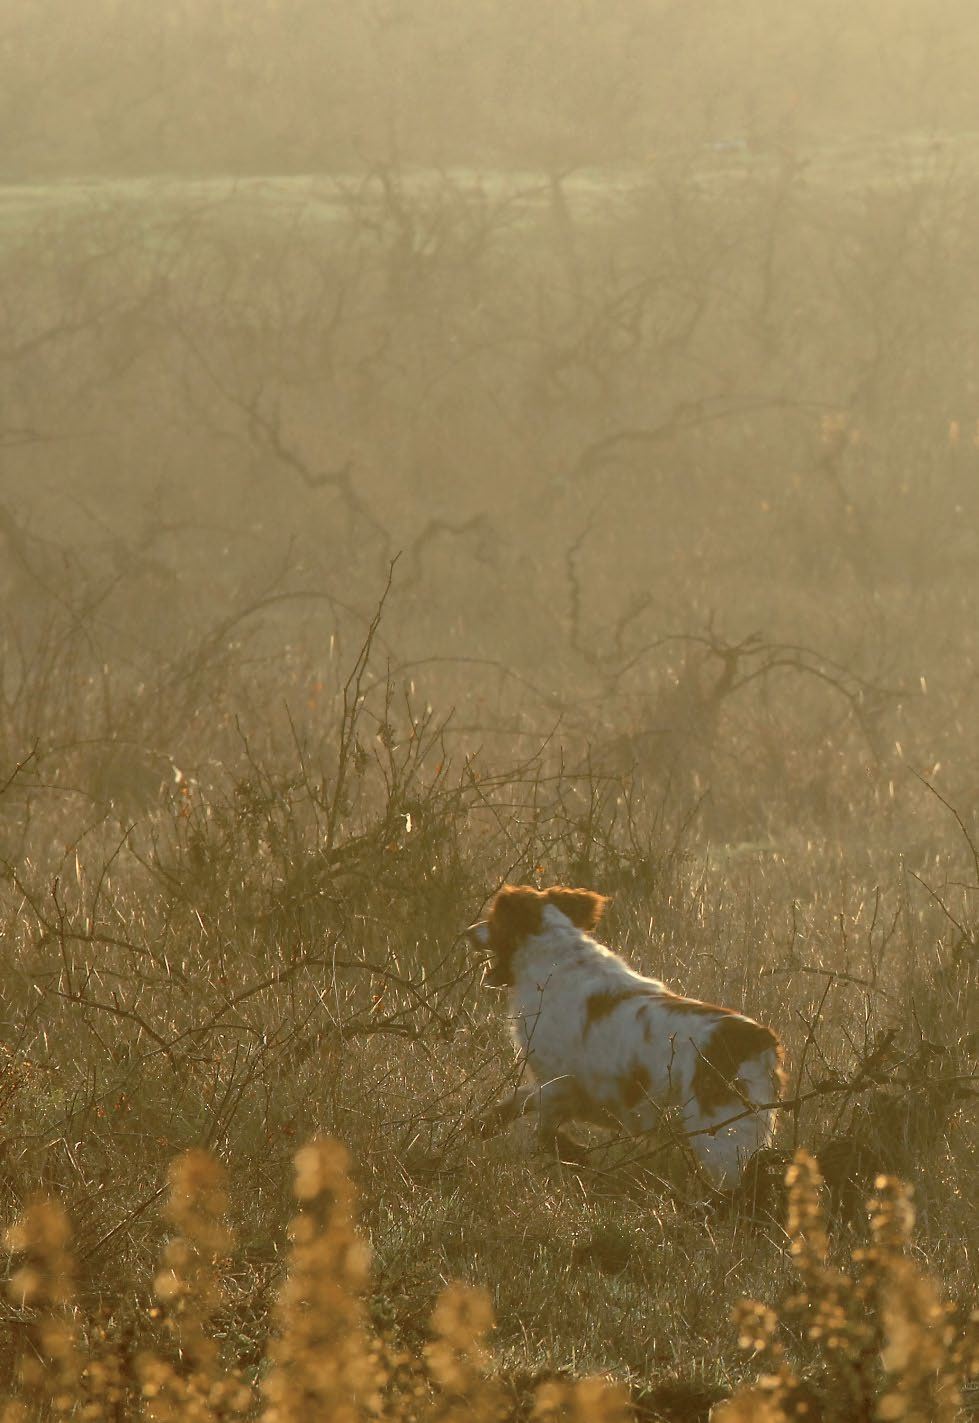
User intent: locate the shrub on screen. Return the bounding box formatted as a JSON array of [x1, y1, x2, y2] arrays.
[[3, 1141, 976, 1422]]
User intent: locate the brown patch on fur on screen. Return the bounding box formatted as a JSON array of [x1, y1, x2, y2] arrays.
[[619, 1059, 652, 1109], [584, 988, 652, 1032], [692, 1015, 781, 1114], [544, 886, 609, 932], [481, 886, 545, 986], [481, 885, 610, 987], [490, 885, 546, 940]]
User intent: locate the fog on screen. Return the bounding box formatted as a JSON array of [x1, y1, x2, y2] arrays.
[[2, 0, 979, 845], [6, 2, 979, 174]]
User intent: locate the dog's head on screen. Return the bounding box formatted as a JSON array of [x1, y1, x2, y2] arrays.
[[467, 884, 610, 988]]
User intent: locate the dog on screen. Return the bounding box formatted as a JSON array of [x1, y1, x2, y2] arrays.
[[467, 884, 782, 1189]]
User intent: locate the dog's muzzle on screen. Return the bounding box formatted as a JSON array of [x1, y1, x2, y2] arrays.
[[481, 959, 509, 988]]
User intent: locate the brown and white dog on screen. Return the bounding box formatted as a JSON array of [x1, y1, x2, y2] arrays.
[[468, 884, 782, 1189]]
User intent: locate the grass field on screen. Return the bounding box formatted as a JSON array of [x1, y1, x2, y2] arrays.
[[1, 129, 977, 1418]]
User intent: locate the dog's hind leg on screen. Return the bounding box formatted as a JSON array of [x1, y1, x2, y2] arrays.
[[534, 1077, 591, 1163]]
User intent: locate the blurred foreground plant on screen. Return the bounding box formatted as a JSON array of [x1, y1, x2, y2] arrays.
[[2, 1142, 976, 1421], [715, 1150, 979, 1423]]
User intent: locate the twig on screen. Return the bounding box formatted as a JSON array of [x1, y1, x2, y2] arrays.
[[791, 975, 836, 1150]]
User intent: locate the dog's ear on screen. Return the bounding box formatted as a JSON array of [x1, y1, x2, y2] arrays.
[[545, 887, 609, 932], [489, 884, 545, 940]]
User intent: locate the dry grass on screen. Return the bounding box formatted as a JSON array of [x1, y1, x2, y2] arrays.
[[2, 95, 979, 1420], [0, 578, 975, 1417]]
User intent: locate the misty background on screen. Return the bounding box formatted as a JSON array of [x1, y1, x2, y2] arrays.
[[2, 0, 979, 850]]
